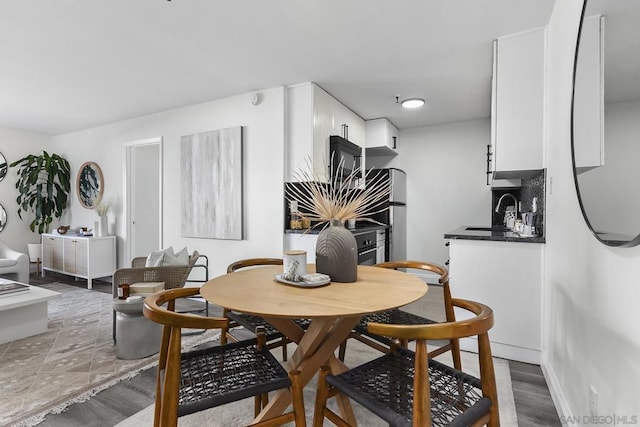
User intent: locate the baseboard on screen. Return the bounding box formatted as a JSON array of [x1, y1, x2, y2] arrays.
[[541, 353, 572, 426], [459, 337, 541, 364], [413, 272, 442, 285]]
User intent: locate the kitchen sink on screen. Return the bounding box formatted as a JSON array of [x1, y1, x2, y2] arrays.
[[465, 226, 511, 232], [465, 226, 494, 231]]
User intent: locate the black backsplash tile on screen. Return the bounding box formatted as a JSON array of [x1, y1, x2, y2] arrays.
[[284, 181, 328, 230], [491, 170, 545, 236]]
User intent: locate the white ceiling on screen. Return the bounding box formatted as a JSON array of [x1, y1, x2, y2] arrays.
[[0, 0, 556, 136]]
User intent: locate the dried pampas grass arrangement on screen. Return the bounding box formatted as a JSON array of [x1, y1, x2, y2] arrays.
[[285, 157, 391, 227]]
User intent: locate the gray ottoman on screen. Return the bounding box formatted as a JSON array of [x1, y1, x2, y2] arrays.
[[113, 297, 162, 359]]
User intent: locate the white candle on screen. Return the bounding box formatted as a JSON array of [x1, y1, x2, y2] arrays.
[[283, 250, 307, 280]]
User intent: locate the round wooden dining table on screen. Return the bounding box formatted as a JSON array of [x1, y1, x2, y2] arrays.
[[200, 264, 427, 425]]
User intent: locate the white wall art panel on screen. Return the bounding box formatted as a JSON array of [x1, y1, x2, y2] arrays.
[[181, 126, 243, 240]]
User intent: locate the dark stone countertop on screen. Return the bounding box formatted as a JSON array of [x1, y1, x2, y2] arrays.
[[285, 223, 388, 235], [444, 225, 546, 243]]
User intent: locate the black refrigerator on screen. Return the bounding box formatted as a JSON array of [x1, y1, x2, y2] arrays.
[[368, 168, 406, 261]]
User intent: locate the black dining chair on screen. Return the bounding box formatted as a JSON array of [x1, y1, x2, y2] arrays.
[[143, 287, 306, 427], [221, 258, 289, 360], [314, 298, 498, 427], [339, 260, 462, 370]]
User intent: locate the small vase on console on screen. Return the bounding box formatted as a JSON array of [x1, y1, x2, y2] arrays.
[[98, 216, 108, 237], [316, 219, 357, 282]]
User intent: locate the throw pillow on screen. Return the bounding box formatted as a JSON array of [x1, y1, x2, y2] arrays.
[[145, 250, 165, 267], [174, 247, 189, 264], [162, 247, 189, 266]]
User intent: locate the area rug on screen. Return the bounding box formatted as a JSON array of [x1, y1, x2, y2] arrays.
[[0, 283, 217, 427], [116, 340, 517, 426]]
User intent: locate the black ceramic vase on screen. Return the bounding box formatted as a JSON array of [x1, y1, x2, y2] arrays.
[[315, 219, 358, 282]]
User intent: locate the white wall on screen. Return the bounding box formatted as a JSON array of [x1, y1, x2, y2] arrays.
[[544, 0, 640, 419], [49, 87, 286, 278], [397, 119, 492, 266], [0, 127, 50, 252], [578, 99, 640, 237]]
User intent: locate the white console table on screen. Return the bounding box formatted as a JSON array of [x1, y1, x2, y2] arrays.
[[0, 278, 60, 344], [41, 233, 116, 289]]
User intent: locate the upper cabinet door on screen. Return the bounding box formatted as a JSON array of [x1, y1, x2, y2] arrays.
[[493, 27, 546, 178], [286, 83, 365, 182], [330, 99, 365, 148], [365, 118, 399, 156]]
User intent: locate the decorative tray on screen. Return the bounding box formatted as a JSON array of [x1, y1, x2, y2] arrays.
[[274, 274, 331, 288]]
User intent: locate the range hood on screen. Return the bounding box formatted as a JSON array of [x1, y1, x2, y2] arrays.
[[493, 169, 543, 180], [491, 178, 522, 188], [490, 168, 545, 188], [365, 145, 398, 157]]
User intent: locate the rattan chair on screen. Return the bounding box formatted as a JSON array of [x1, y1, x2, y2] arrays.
[[314, 298, 498, 427], [221, 258, 311, 361], [339, 260, 462, 370], [113, 251, 205, 294], [112, 251, 207, 341], [143, 287, 306, 427]]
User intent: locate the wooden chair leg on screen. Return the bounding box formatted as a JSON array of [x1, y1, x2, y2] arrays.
[[338, 339, 347, 362], [451, 337, 462, 370], [289, 370, 306, 427], [313, 366, 331, 427], [442, 281, 462, 370], [160, 328, 182, 427], [154, 325, 172, 427], [254, 395, 262, 417], [282, 337, 288, 361], [413, 340, 431, 426], [478, 333, 499, 427], [220, 308, 230, 345]]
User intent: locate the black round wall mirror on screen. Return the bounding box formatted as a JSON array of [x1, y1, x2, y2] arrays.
[[572, 0, 640, 247], [77, 161, 104, 209], [0, 153, 7, 182], [0, 204, 6, 232]]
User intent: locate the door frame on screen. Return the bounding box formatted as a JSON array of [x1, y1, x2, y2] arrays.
[[123, 137, 163, 265]]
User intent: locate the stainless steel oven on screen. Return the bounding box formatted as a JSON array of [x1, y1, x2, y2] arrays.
[[376, 229, 386, 263], [355, 231, 377, 265]]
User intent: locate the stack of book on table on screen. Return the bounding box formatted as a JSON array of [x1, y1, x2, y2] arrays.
[[0, 282, 30, 297]]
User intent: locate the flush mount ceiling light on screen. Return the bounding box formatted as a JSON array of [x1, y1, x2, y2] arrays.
[[400, 98, 425, 109]]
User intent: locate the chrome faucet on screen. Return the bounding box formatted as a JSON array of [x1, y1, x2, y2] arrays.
[[495, 193, 519, 217]]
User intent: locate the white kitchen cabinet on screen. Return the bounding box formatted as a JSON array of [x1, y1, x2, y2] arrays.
[[329, 94, 365, 148], [492, 27, 545, 178], [365, 118, 399, 156], [448, 239, 543, 364], [574, 15, 604, 173], [283, 233, 317, 264], [287, 82, 365, 181], [42, 233, 116, 289]]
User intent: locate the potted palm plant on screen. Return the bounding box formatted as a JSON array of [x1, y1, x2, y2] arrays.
[[10, 151, 71, 246]]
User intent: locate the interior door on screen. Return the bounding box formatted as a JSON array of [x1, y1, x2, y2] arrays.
[[126, 138, 162, 263]]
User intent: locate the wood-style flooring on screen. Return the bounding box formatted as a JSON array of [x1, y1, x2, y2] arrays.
[[29, 271, 561, 426]]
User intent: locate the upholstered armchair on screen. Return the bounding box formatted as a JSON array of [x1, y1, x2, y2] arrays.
[[0, 240, 29, 284]]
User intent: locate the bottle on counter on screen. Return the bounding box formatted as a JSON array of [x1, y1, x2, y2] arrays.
[[301, 216, 311, 229], [290, 212, 303, 230], [289, 200, 303, 229]]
